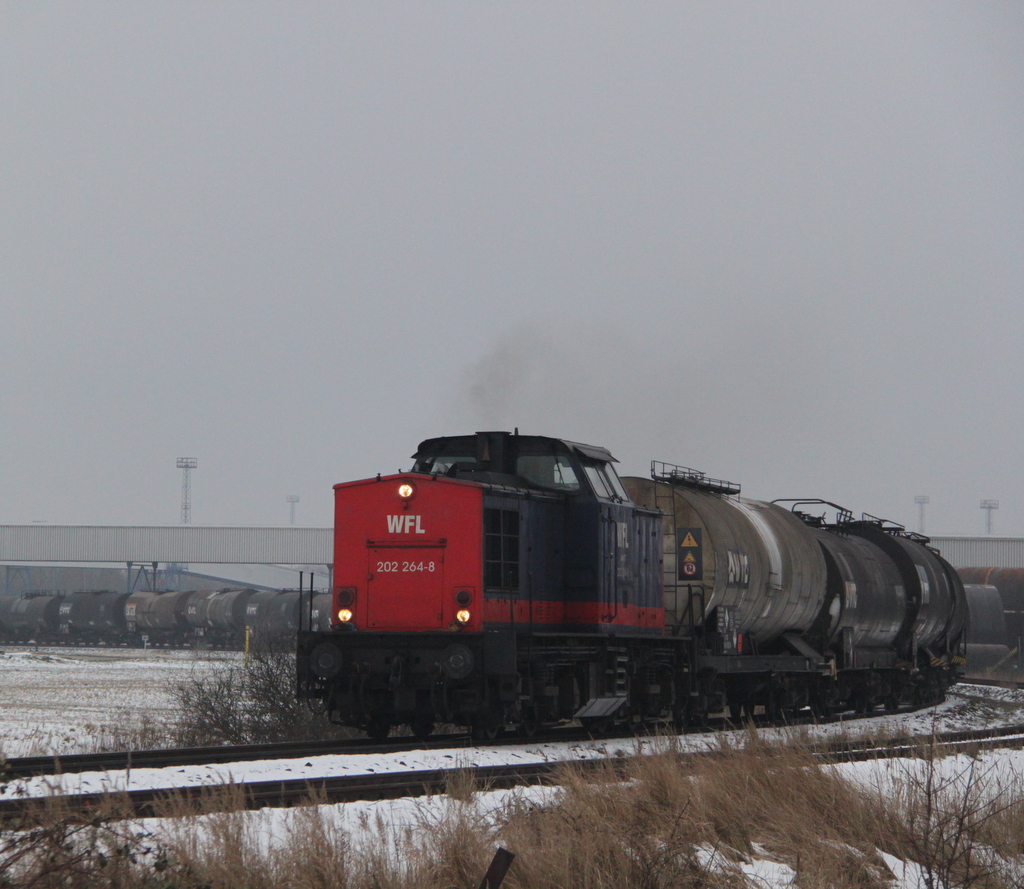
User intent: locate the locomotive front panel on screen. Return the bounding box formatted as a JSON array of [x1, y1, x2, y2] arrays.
[[333, 474, 484, 632]]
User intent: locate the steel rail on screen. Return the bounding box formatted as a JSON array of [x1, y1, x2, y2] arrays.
[[956, 677, 1024, 691], [0, 735, 468, 781], [3, 723, 1024, 825], [0, 727, 606, 781]]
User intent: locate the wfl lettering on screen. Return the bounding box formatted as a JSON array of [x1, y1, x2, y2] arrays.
[[386, 515, 426, 534]]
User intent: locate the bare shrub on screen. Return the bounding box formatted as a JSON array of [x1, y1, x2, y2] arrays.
[[169, 638, 349, 746], [877, 741, 1023, 889]]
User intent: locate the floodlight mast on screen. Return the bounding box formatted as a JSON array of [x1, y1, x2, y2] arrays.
[[176, 458, 197, 524], [286, 494, 300, 526], [980, 499, 999, 535], [914, 495, 930, 534]]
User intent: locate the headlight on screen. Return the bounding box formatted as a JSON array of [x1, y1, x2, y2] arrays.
[[338, 608, 353, 622], [456, 609, 470, 624], [398, 483, 415, 500]]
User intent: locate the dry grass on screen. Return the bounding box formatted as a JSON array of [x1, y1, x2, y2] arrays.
[[0, 712, 175, 759], [84, 711, 178, 754], [3, 731, 1024, 888], [0, 792, 154, 889], [490, 735, 900, 889]]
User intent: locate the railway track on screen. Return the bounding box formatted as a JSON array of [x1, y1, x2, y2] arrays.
[[3, 722, 1023, 826], [956, 676, 1024, 691], [0, 727, 609, 781], [0, 735, 471, 781], [3, 682, 1013, 781]]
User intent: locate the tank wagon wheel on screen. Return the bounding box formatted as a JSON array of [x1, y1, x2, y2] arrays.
[[728, 698, 754, 725], [410, 719, 435, 741], [518, 720, 539, 738], [366, 719, 391, 742], [516, 708, 540, 738], [852, 689, 875, 717], [471, 721, 502, 742], [671, 705, 689, 732]]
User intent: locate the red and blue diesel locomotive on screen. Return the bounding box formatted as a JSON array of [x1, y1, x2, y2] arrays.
[[297, 431, 966, 738]]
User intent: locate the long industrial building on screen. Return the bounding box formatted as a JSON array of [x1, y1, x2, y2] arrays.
[[0, 525, 332, 595], [1, 526, 1022, 596]]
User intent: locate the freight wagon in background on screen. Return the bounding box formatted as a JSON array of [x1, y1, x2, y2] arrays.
[[959, 568, 1024, 674], [0, 588, 328, 647], [297, 431, 968, 740]]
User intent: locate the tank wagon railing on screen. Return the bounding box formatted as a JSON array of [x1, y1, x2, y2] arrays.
[[650, 461, 741, 496], [772, 498, 854, 527], [859, 513, 934, 546], [775, 500, 944, 552]]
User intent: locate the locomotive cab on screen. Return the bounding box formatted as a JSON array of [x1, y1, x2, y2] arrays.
[[297, 431, 665, 738]]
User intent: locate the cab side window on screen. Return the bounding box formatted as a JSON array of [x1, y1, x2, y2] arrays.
[[484, 508, 520, 591]]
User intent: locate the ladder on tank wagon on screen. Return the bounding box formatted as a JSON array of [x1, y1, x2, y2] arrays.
[[650, 477, 710, 714]]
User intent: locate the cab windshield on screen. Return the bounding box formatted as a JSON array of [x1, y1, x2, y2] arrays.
[[411, 437, 581, 492], [582, 459, 629, 501], [412, 438, 477, 474], [515, 453, 579, 491]]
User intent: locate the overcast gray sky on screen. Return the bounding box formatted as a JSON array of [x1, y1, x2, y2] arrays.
[[2, 3, 1021, 536]]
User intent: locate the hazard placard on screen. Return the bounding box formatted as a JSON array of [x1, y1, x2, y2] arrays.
[[677, 527, 702, 582]]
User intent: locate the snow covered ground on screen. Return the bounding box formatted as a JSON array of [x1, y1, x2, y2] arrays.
[[3, 647, 1024, 887], [2, 690, 1022, 800], [2, 644, 1023, 793], [0, 646, 234, 756]]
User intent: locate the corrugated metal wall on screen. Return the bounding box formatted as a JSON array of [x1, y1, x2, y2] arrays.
[[0, 526, 333, 564], [930, 537, 1024, 569]]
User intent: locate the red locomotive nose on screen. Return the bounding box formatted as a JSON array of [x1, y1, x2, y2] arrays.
[[332, 473, 483, 632]]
